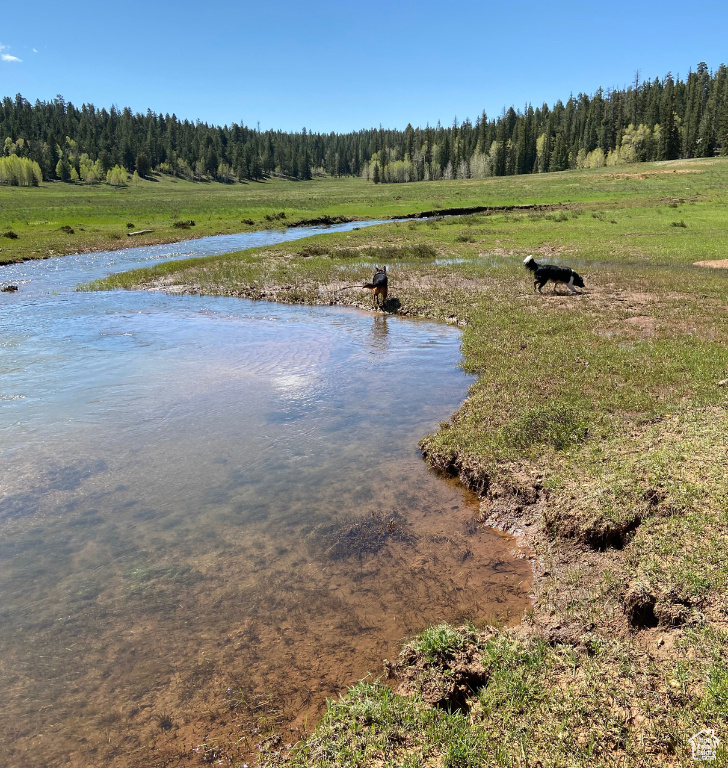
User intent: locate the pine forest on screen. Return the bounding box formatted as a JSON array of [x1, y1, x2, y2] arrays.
[[1, 62, 728, 187]]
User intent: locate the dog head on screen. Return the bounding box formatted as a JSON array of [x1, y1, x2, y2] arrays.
[[572, 271, 585, 289]]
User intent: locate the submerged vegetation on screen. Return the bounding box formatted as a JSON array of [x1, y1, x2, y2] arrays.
[[86, 157, 728, 766]]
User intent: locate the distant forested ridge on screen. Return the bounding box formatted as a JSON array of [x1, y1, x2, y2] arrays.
[[2, 62, 727, 186]]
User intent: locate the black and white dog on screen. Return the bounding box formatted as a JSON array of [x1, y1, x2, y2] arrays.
[[523, 255, 585, 294]]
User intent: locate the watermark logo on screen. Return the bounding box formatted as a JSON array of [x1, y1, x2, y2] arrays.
[[690, 729, 720, 761]]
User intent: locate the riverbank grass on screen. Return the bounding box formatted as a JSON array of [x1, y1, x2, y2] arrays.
[[266, 623, 727, 767]]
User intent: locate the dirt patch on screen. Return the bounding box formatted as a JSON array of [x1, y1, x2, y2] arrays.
[[623, 583, 694, 630], [693, 259, 728, 269], [542, 479, 678, 552], [607, 169, 701, 180], [623, 582, 659, 628], [477, 469, 544, 539], [622, 315, 656, 336], [544, 504, 644, 550]]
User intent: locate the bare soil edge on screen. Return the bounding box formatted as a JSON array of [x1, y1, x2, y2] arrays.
[[694, 258, 728, 269], [418, 440, 650, 642]]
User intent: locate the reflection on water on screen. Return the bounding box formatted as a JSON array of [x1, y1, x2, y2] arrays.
[[0, 229, 531, 767]]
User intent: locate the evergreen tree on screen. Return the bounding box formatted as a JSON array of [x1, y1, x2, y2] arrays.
[[135, 153, 151, 178], [493, 116, 508, 176], [659, 85, 681, 160]]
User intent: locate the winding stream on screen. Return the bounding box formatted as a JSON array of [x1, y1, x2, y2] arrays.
[[0, 224, 532, 767]]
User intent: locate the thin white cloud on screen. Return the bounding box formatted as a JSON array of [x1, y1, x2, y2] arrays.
[[33, 48, 38, 53], [0, 42, 21, 62]]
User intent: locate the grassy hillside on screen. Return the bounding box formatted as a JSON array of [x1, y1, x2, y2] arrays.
[[87, 157, 728, 765]]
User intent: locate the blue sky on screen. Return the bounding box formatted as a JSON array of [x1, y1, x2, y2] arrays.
[[1, 0, 727, 134]]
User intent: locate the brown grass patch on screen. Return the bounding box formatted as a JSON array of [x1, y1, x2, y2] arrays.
[[693, 259, 728, 269]]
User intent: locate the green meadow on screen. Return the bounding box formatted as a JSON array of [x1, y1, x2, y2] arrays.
[[2, 157, 727, 264], [33, 158, 728, 764]]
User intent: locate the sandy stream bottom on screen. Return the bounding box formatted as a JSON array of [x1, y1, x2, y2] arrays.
[[0, 455, 531, 768]]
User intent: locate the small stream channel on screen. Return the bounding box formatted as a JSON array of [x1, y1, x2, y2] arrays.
[[0, 223, 532, 767]]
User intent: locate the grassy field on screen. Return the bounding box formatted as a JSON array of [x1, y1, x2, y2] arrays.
[[80, 158, 728, 765], [3, 158, 728, 264]]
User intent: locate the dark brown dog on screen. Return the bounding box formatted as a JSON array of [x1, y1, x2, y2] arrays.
[[363, 266, 388, 307]]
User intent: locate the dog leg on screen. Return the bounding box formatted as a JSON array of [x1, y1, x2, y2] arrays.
[[566, 276, 579, 294]]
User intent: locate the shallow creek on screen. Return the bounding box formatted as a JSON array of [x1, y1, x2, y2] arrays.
[[0, 224, 532, 767]]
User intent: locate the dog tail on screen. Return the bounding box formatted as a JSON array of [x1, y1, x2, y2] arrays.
[[363, 269, 388, 290], [363, 279, 387, 289], [523, 255, 538, 272]]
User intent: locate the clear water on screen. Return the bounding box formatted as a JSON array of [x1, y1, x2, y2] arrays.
[[0, 225, 532, 767]]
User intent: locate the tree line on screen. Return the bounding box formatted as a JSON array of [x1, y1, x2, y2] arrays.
[[1, 62, 727, 187]]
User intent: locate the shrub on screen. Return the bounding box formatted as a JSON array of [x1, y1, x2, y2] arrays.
[[106, 165, 127, 187]]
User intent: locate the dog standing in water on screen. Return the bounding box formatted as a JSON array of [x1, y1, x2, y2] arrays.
[[363, 266, 388, 308], [523, 255, 585, 294], [336, 266, 389, 309]]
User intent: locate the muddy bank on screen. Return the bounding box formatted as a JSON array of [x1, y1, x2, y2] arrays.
[[396, 202, 569, 220], [286, 214, 356, 227]]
